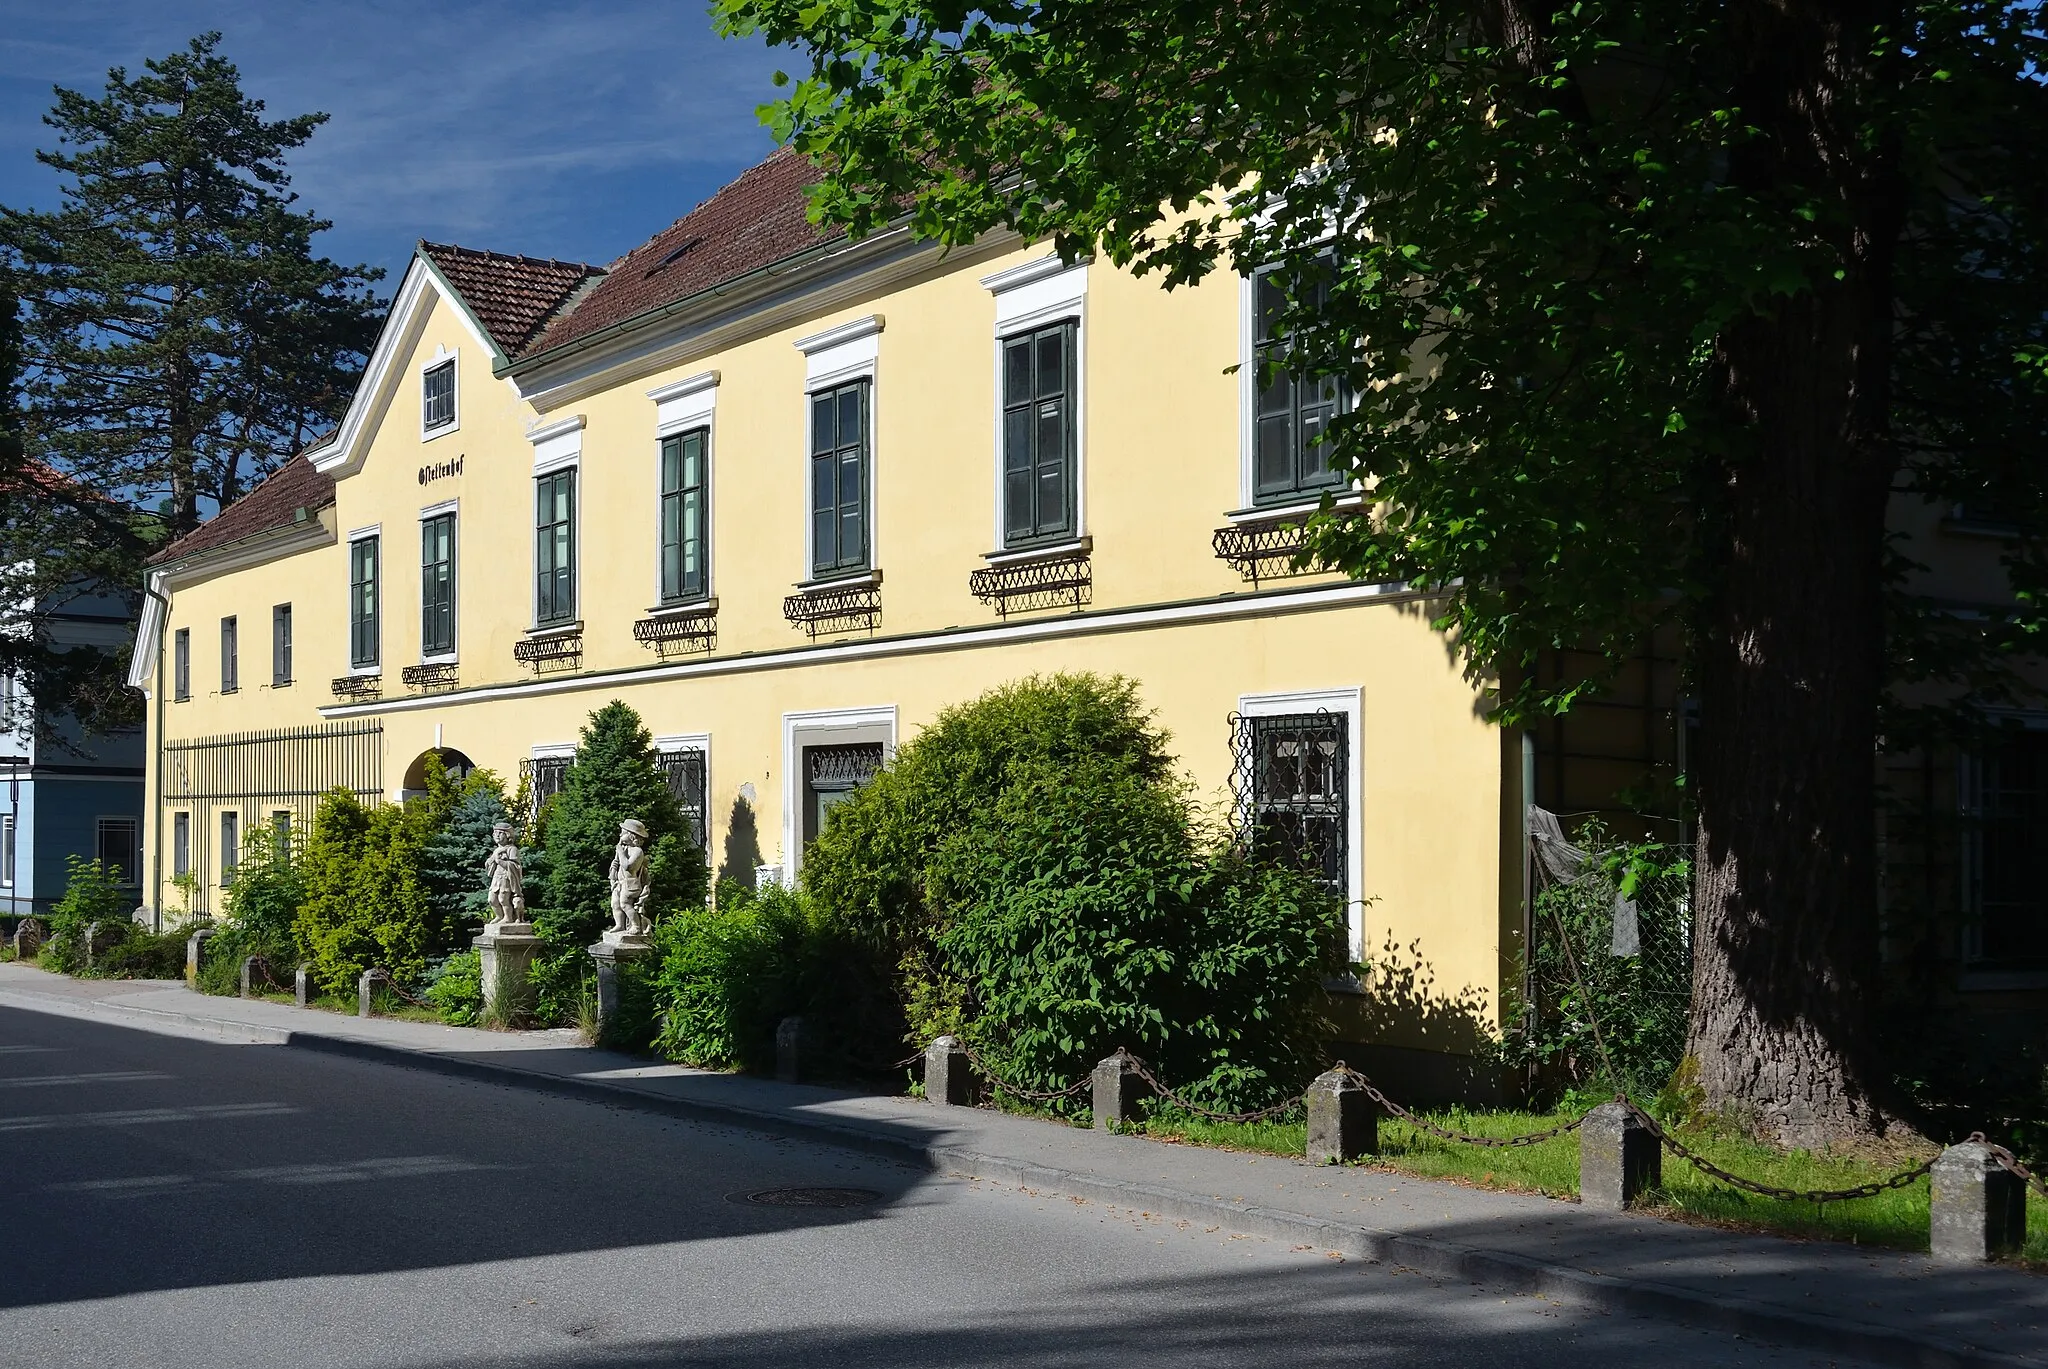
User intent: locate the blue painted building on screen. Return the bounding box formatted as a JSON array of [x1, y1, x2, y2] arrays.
[[1, 586, 146, 919]]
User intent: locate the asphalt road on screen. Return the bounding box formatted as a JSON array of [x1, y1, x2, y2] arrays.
[[0, 1005, 1873, 1369]]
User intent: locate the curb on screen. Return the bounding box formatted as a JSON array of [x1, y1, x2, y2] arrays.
[[1, 983, 2037, 1369]]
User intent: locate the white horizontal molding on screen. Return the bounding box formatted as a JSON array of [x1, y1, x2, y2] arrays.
[[317, 579, 1435, 721], [418, 498, 458, 521], [983, 255, 1089, 330], [648, 370, 720, 433], [529, 414, 585, 473], [796, 314, 884, 387]]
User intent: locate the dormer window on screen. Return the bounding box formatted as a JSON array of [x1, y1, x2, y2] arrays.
[[422, 359, 456, 433]]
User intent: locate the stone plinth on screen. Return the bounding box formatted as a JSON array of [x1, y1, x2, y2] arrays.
[[588, 936, 653, 1040], [926, 1035, 972, 1106], [1931, 1141, 2026, 1262], [1305, 1068, 1378, 1164], [474, 922, 541, 1027], [1093, 1050, 1144, 1130], [185, 926, 216, 988], [1580, 1101, 1661, 1210], [776, 1016, 806, 1082]]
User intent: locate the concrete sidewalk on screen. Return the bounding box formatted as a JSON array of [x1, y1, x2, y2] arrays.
[[1, 961, 2040, 1368]]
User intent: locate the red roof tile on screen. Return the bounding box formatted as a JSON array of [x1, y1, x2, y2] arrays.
[[419, 243, 606, 356], [149, 455, 335, 566], [523, 148, 835, 359]]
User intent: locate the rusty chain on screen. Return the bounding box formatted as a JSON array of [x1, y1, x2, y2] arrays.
[[1337, 1066, 1591, 1148], [365, 968, 436, 1011], [1118, 1050, 1309, 1124], [242, 954, 298, 995], [1979, 1133, 2048, 1200], [1620, 1097, 1940, 1204], [951, 1037, 1093, 1104]]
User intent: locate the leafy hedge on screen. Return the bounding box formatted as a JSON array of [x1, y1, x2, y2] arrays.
[[790, 674, 1347, 1109]]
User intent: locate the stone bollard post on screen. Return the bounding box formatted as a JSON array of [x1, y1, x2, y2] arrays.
[[1305, 1067, 1378, 1164], [1930, 1140, 2026, 1262], [358, 968, 388, 1018], [185, 926, 215, 988], [295, 965, 313, 1009], [776, 1016, 806, 1083], [12, 916, 44, 959], [239, 956, 262, 999], [1579, 1101, 1661, 1210], [926, 1035, 972, 1106], [1092, 1049, 1144, 1130]]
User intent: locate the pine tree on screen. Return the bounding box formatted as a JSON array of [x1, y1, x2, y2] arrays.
[[538, 701, 706, 949], [0, 33, 380, 736], [293, 787, 373, 997]]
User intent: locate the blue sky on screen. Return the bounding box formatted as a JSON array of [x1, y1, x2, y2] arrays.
[[0, 1, 791, 281]]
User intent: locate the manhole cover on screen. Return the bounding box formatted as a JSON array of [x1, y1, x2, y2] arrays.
[[737, 1186, 882, 1208]]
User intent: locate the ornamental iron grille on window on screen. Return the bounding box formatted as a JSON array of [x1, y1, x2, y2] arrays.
[[784, 579, 881, 638], [1211, 515, 1328, 585], [802, 742, 884, 847], [634, 605, 717, 657], [331, 673, 381, 701], [969, 550, 1092, 617], [400, 662, 459, 692], [512, 632, 582, 673], [1230, 710, 1348, 896], [656, 748, 708, 850], [520, 755, 571, 818]]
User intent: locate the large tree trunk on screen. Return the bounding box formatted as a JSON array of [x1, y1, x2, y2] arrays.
[[1684, 0, 1905, 1146]]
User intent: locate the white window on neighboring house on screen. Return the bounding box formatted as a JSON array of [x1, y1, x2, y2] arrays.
[[1, 814, 15, 887], [96, 817, 139, 887]]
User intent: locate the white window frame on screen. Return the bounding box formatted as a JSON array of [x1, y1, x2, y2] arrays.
[[1233, 260, 1358, 521], [654, 731, 713, 850], [1237, 686, 1364, 959], [1, 813, 15, 887], [780, 704, 896, 881], [95, 816, 140, 888], [794, 317, 884, 587], [982, 256, 1089, 553], [420, 348, 460, 441], [346, 525, 383, 675], [418, 499, 460, 665], [528, 416, 584, 631], [172, 811, 192, 879], [648, 371, 719, 608]]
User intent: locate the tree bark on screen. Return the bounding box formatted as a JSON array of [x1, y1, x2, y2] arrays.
[[1685, 0, 1905, 1145]]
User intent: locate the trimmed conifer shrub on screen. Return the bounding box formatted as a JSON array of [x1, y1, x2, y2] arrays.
[[537, 700, 706, 950], [420, 771, 513, 948]]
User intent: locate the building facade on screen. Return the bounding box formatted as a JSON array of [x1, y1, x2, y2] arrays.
[[2, 584, 146, 920]]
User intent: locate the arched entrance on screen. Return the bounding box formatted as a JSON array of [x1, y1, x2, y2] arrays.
[[400, 747, 474, 801]]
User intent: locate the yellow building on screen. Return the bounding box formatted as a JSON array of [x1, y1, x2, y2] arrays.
[[133, 150, 1536, 1093]]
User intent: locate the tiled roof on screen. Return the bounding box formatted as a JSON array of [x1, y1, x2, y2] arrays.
[[419, 243, 606, 357], [149, 454, 335, 566], [524, 148, 835, 358]]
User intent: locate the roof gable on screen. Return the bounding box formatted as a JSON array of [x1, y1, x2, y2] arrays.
[[418, 243, 604, 358]]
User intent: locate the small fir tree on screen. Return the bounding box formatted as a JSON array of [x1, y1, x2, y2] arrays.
[[539, 701, 706, 949], [293, 788, 374, 996], [420, 770, 512, 947]]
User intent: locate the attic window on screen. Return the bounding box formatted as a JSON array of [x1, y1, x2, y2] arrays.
[[653, 237, 703, 271], [423, 360, 456, 432]]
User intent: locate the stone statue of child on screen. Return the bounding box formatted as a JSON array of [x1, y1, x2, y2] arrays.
[[607, 818, 652, 938], [483, 822, 526, 928]]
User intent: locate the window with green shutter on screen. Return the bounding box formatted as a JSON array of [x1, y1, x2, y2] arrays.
[[1252, 260, 1347, 505], [1002, 320, 1077, 545], [420, 513, 456, 655], [349, 537, 380, 668], [535, 470, 576, 624], [809, 381, 869, 578], [660, 429, 708, 603]]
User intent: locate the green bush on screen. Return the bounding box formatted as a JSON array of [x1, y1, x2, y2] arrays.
[[41, 857, 136, 975], [802, 673, 1347, 1111], [292, 767, 458, 997], [200, 824, 308, 995], [426, 949, 483, 1026], [650, 882, 902, 1073], [91, 927, 186, 979]]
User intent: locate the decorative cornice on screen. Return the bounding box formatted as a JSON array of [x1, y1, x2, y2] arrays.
[[793, 314, 885, 354]]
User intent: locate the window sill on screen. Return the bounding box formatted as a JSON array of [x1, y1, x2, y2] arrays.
[[527, 620, 583, 640], [348, 664, 381, 677], [983, 535, 1092, 567], [643, 597, 718, 618], [421, 421, 460, 444], [1957, 969, 2048, 992], [796, 568, 882, 592], [1225, 492, 1362, 524], [419, 653, 458, 668], [268, 679, 294, 690]]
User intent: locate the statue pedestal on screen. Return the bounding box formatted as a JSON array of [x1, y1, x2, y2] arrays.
[[588, 933, 653, 1041], [474, 922, 540, 1027]]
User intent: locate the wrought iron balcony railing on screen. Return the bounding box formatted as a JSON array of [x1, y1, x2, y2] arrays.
[[633, 603, 717, 658], [400, 662, 459, 692], [968, 548, 1092, 618], [1211, 516, 1325, 585], [512, 631, 582, 673], [330, 674, 381, 701], [784, 578, 882, 639]]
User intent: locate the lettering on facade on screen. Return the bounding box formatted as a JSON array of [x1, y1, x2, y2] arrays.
[[418, 454, 465, 486]]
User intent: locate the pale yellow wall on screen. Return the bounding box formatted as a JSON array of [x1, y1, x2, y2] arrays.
[[145, 239, 1513, 1038]]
